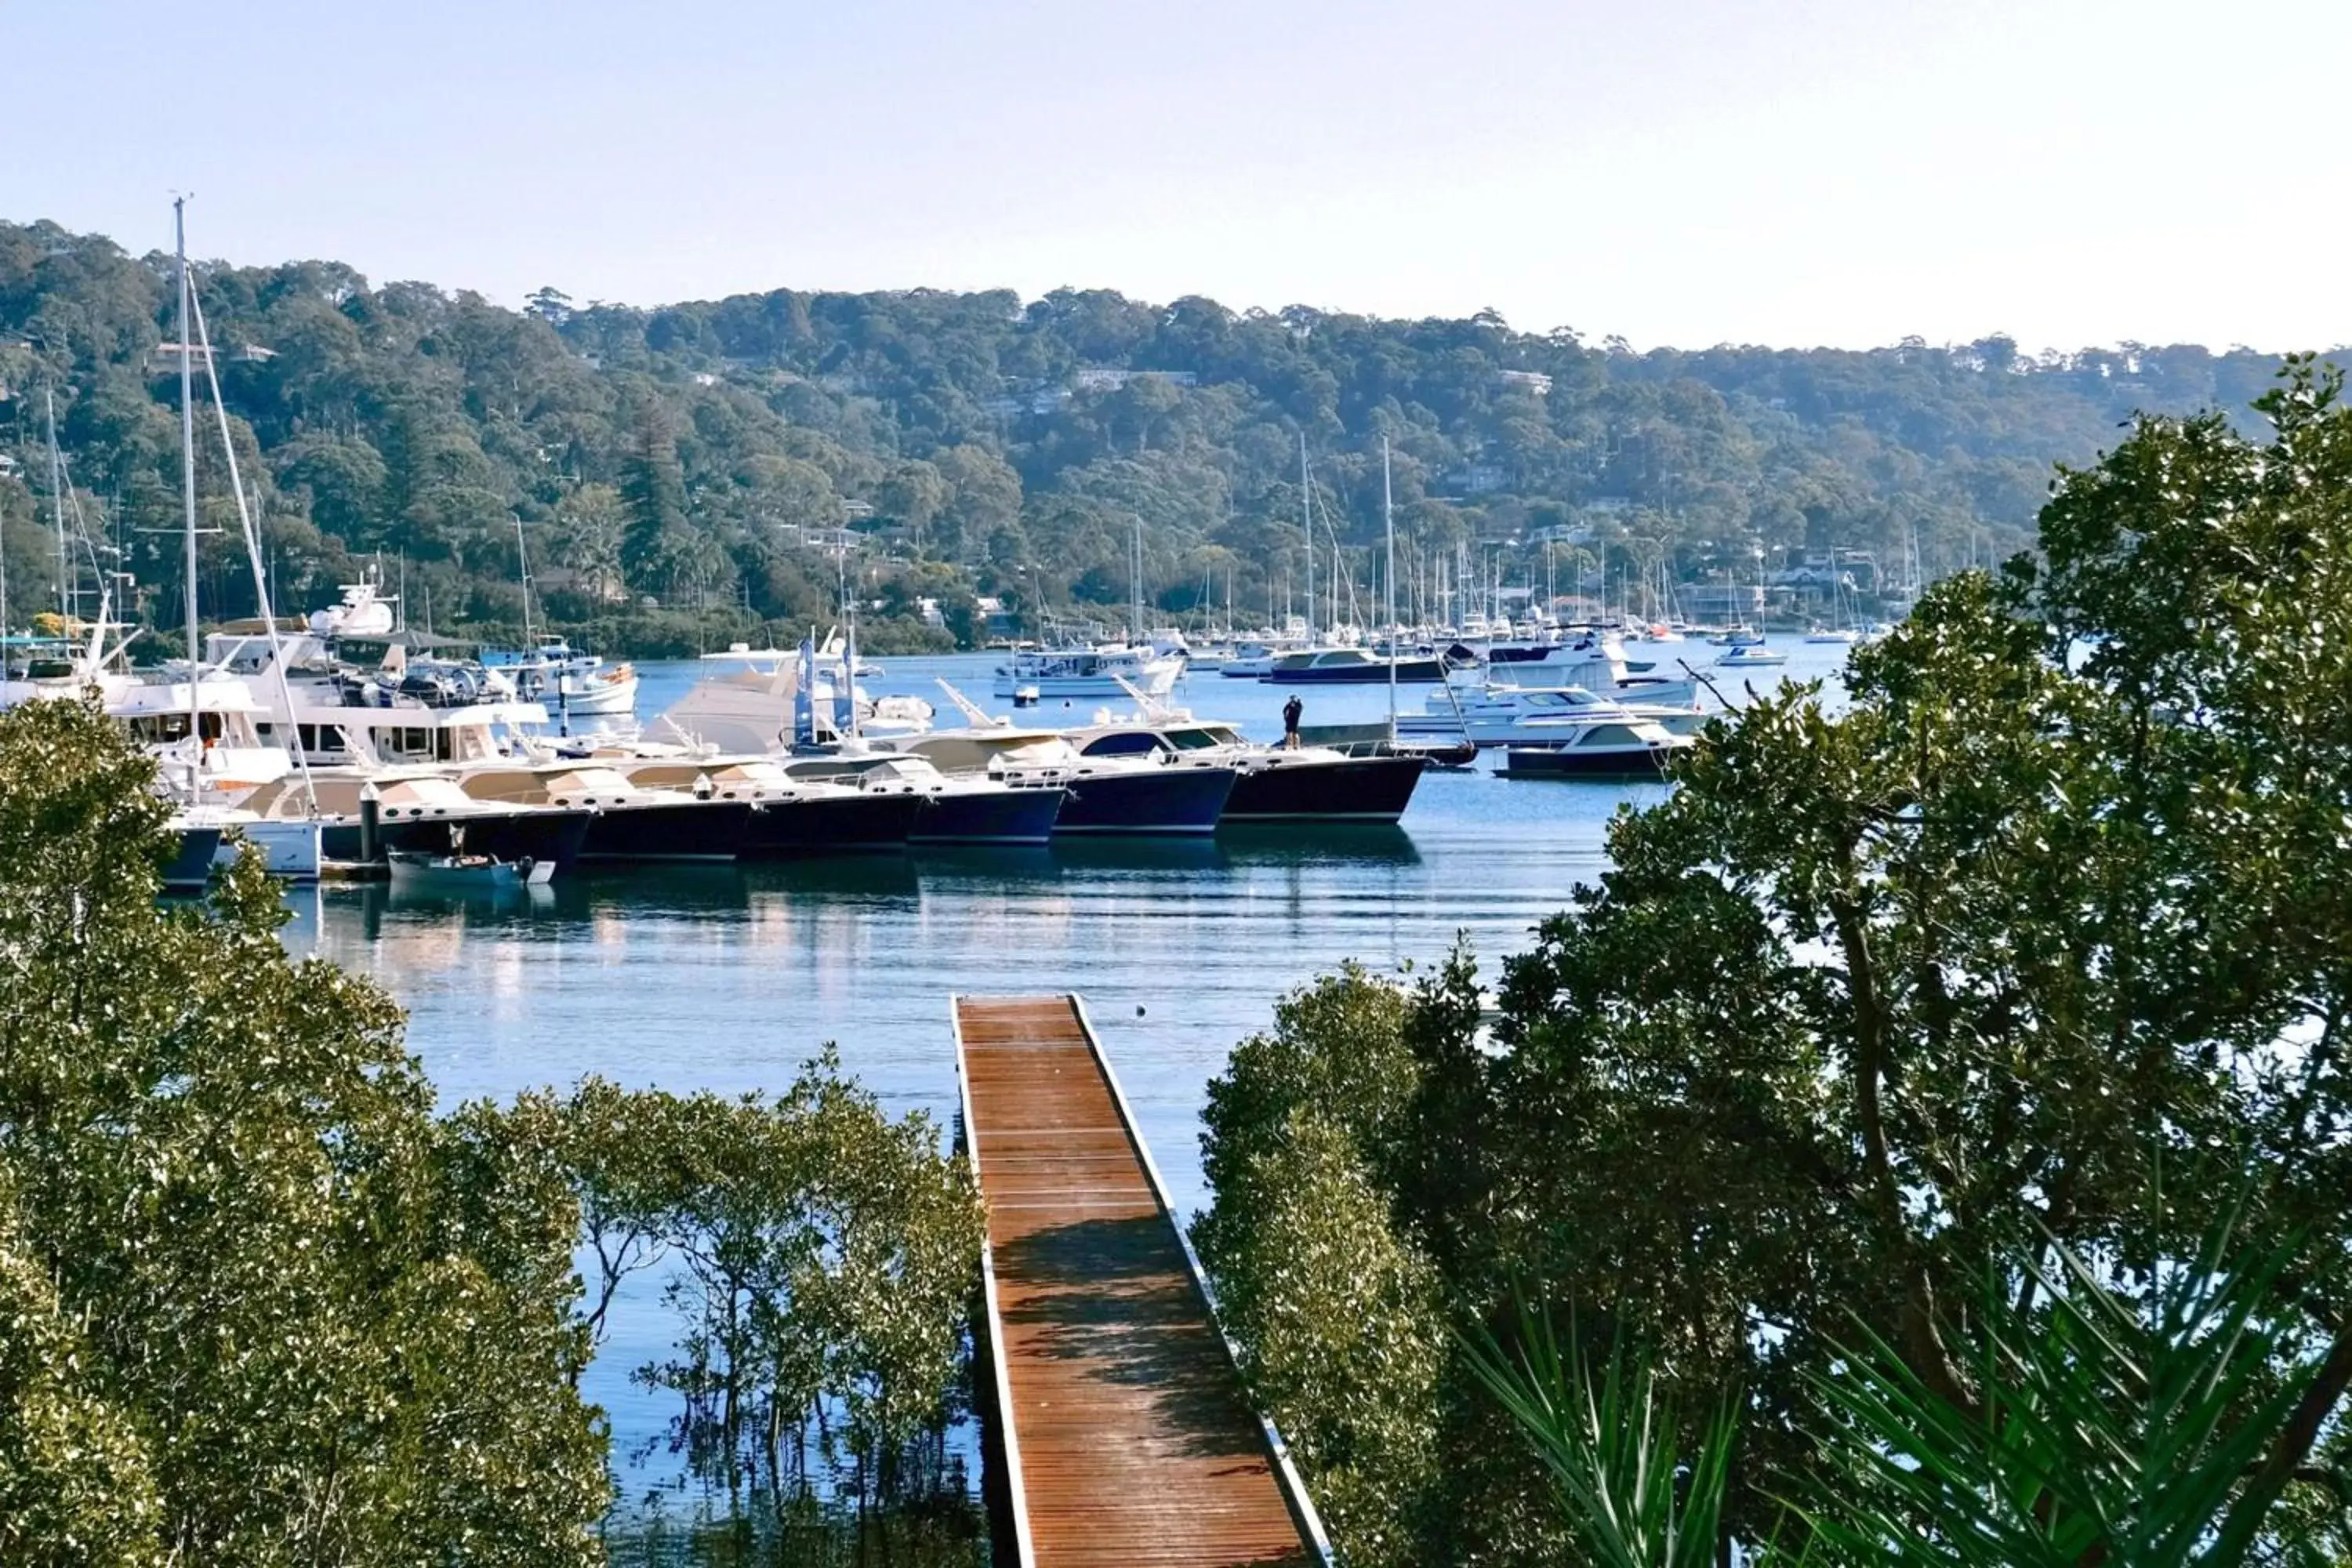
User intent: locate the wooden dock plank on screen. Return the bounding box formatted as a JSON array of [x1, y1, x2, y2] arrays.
[[956, 995, 1330, 1568]]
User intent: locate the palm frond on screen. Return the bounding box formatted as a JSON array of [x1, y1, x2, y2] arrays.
[[1460, 1298, 1736, 1568]]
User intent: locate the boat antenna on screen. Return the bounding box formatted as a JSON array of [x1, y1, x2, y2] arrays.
[[172, 197, 203, 791], [1383, 435, 1397, 744], [186, 243, 319, 815]]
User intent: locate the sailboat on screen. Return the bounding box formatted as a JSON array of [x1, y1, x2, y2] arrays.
[[151, 198, 322, 881], [1716, 551, 1786, 668]]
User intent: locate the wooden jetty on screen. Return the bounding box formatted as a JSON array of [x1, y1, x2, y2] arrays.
[[953, 994, 1333, 1568]]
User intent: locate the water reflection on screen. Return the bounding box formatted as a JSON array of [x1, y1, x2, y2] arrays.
[[1042, 837, 1229, 874], [1216, 822, 1422, 869]]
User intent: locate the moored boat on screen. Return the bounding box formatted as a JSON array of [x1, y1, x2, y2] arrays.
[[455, 762, 753, 862], [877, 725, 1236, 835], [1259, 645, 1457, 684], [599, 755, 923, 855], [1497, 715, 1692, 782], [386, 848, 554, 891], [1061, 717, 1425, 825]]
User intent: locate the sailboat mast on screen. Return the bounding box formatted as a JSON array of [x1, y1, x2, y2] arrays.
[[174, 198, 201, 761], [515, 514, 536, 648], [47, 388, 70, 620], [1299, 434, 1314, 641], [1383, 437, 1397, 741]]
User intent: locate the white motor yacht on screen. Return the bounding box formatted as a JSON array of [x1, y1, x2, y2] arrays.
[[482, 635, 639, 717], [1497, 713, 1694, 781], [1400, 683, 1708, 748], [992, 642, 1183, 699]]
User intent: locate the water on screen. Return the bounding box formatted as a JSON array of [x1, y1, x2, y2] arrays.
[[285, 641, 1857, 1501]]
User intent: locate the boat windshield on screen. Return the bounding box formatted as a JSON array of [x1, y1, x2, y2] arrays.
[[1163, 726, 1236, 750], [1079, 732, 1169, 757]]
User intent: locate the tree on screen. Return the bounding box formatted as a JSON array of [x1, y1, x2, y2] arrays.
[[0, 697, 608, 1563], [1197, 365, 2352, 1559], [1193, 969, 1450, 1566], [620, 411, 688, 596], [875, 459, 947, 556], [934, 443, 1022, 563], [551, 1064, 983, 1525]]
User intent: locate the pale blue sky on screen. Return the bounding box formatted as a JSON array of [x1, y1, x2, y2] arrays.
[[12, 0, 2346, 350]]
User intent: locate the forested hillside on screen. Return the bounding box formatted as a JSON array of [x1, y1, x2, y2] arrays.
[[0, 217, 2309, 653]]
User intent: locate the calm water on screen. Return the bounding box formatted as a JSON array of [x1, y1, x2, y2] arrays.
[[285, 641, 1855, 1489]]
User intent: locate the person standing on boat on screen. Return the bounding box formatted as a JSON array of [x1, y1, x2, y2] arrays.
[[1282, 693, 1304, 750]]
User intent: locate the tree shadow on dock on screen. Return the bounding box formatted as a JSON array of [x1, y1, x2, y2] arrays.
[[993, 1214, 1269, 1468]]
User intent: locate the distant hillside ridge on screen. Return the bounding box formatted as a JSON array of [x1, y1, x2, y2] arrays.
[[0, 217, 2318, 650]]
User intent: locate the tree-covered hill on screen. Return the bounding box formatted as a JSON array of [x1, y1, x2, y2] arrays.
[[0, 217, 2314, 652]]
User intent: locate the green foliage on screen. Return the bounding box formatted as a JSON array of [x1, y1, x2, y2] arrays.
[[1798, 1214, 2330, 1568], [0, 697, 989, 1558], [0, 1169, 165, 1567], [1198, 365, 2352, 1561], [551, 1066, 984, 1524], [1460, 1303, 1735, 1568], [1192, 967, 1446, 1565], [1196, 1112, 1445, 1566], [0, 697, 608, 1563], [1468, 1205, 2343, 1567]]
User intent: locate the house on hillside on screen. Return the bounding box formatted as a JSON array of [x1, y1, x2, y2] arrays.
[[1071, 366, 1200, 393]]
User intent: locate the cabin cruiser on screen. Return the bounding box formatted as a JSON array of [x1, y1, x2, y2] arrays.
[[575, 751, 924, 855], [1400, 683, 1709, 747], [1059, 714, 1425, 825], [0, 626, 136, 706], [993, 642, 1183, 700], [114, 670, 296, 803], [0, 624, 294, 805], [658, 644, 933, 754], [771, 751, 1068, 845], [1718, 643, 1789, 669], [652, 646, 1065, 845], [481, 635, 639, 717], [872, 722, 1235, 834], [1259, 645, 1461, 684], [1450, 635, 1700, 707], [453, 760, 753, 862], [205, 626, 549, 772], [1496, 713, 1694, 781], [1218, 619, 1317, 677]]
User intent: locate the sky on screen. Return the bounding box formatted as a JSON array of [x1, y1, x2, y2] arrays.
[[10, 0, 2347, 352]]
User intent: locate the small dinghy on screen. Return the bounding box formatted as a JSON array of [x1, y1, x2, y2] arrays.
[[385, 848, 555, 890]]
